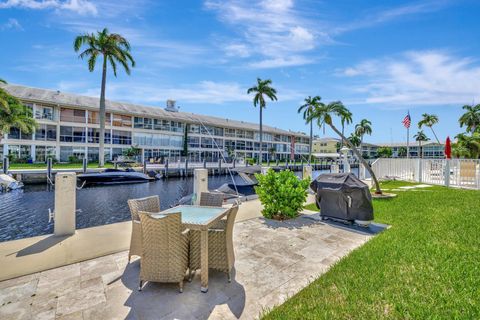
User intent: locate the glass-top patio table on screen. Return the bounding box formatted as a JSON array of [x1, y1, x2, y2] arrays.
[[152, 205, 230, 292]]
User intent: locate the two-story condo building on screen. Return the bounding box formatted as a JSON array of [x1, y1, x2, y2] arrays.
[[0, 84, 310, 163]]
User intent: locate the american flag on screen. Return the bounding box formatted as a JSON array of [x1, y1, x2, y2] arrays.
[[402, 112, 411, 128]]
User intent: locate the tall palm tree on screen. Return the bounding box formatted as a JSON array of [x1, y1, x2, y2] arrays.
[[459, 104, 480, 133], [340, 109, 352, 147], [418, 113, 440, 144], [0, 88, 37, 141], [74, 28, 135, 167], [413, 130, 429, 158], [247, 78, 277, 164], [354, 119, 372, 157], [308, 101, 382, 194], [298, 95, 323, 164]]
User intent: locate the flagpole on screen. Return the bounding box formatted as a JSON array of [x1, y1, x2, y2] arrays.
[[406, 111, 410, 159]]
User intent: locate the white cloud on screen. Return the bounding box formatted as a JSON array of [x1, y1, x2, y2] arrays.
[[205, 0, 320, 68], [340, 50, 480, 106], [249, 56, 313, 69], [1, 18, 23, 30], [0, 0, 97, 15], [223, 43, 250, 58]]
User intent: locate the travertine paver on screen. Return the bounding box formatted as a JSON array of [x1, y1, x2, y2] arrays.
[[0, 215, 380, 320]]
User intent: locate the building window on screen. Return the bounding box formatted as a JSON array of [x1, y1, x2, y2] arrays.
[[87, 128, 111, 144], [8, 145, 31, 161], [35, 105, 54, 121], [60, 108, 86, 123], [225, 128, 236, 137], [133, 117, 153, 130], [60, 126, 86, 143], [8, 128, 32, 140], [88, 111, 111, 125], [112, 114, 132, 127], [60, 146, 86, 162], [35, 146, 56, 162], [188, 136, 200, 148], [112, 130, 132, 145], [35, 124, 57, 141]]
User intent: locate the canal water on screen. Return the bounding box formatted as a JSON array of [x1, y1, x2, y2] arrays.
[[0, 169, 362, 242]]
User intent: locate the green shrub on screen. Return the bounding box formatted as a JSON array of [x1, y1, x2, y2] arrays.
[[254, 169, 310, 220]]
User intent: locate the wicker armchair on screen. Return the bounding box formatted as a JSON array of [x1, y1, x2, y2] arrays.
[[199, 192, 224, 207], [189, 201, 239, 281], [138, 211, 189, 293], [127, 196, 161, 262]]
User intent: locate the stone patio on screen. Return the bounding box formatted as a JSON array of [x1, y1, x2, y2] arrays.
[[0, 215, 382, 320]]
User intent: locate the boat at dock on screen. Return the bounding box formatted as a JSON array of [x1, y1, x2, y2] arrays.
[[77, 168, 154, 186]]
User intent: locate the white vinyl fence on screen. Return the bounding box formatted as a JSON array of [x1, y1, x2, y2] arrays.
[[372, 158, 480, 189]]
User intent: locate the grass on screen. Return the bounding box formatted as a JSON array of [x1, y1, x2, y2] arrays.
[[264, 180, 480, 319], [9, 162, 116, 170]]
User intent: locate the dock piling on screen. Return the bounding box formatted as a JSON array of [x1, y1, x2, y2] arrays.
[[47, 158, 53, 183], [83, 158, 88, 174], [2, 157, 8, 174]]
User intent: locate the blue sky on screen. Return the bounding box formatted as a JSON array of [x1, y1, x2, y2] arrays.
[[1, 0, 479, 143]]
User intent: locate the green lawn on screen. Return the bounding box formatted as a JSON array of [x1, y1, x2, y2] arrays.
[[264, 181, 480, 319], [9, 162, 116, 170]]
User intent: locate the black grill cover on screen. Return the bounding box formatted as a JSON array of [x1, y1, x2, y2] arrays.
[[310, 173, 373, 222]]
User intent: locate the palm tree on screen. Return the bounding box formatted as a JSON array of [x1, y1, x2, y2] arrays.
[[459, 104, 480, 133], [247, 78, 277, 164], [74, 28, 135, 167], [0, 88, 37, 141], [418, 113, 440, 144], [340, 109, 352, 147], [348, 133, 361, 147], [354, 119, 372, 157], [308, 101, 382, 194], [413, 130, 429, 158], [298, 95, 323, 163], [0, 78, 7, 112], [455, 133, 480, 159]]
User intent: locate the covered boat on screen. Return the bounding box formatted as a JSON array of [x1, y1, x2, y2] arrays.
[[77, 168, 154, 185], [310, 173, 373, 225]]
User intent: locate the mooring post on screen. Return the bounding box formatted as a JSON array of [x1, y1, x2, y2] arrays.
[[54, 172, 76, 236], [47, 158, 53, 182], [164, 159, 169, 178], [193, 169, 208, 205], [83, 158, 88, 174], [303, 165, 312, 180], [276, 159, 279, 167], [185, 159, 189, 176], [218, 158, 222, 175], [232, 159, 236, 168], [143, 159, 148, 174], [203, 159, 207, 169], [2, 157, 8, 174]]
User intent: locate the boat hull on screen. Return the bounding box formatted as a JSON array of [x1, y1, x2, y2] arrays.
[[77, 171, 154, 185]]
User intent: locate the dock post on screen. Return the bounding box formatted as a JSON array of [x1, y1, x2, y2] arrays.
[[203, 159, 207, 169], [54, 172, 77, 236], [83, 158, 88, 174], [218, 159, 222, 175], [143, 159, 148, 174], [185, 159, 189, 176], [2, 157, 8, 174], [232, 159, 236, 168], [164, 159, 169, 178], [193, 169, 208, 205], [267, 160, 270, 167], [47, 158, 53, 183], [276, 159, 279, 167]]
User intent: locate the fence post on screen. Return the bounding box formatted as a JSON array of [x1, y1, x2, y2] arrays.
[[444, 159, 450, 187], [2, 157, 8, 174], [417, 158, 422, 183]]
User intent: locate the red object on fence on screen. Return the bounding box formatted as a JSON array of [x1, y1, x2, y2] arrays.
[[445, 136, 452, 159]]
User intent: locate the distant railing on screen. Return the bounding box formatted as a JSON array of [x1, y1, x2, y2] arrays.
[[372, 158, 480, 189]]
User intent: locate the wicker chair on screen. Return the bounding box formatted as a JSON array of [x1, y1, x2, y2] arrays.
[[189, 201, 239, 282], [138, 211, 189, 293], [199, 192, 224, 207], [127, 196, 161, 262]]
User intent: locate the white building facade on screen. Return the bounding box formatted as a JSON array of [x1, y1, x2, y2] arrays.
[[0, 84, 310, 163]]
